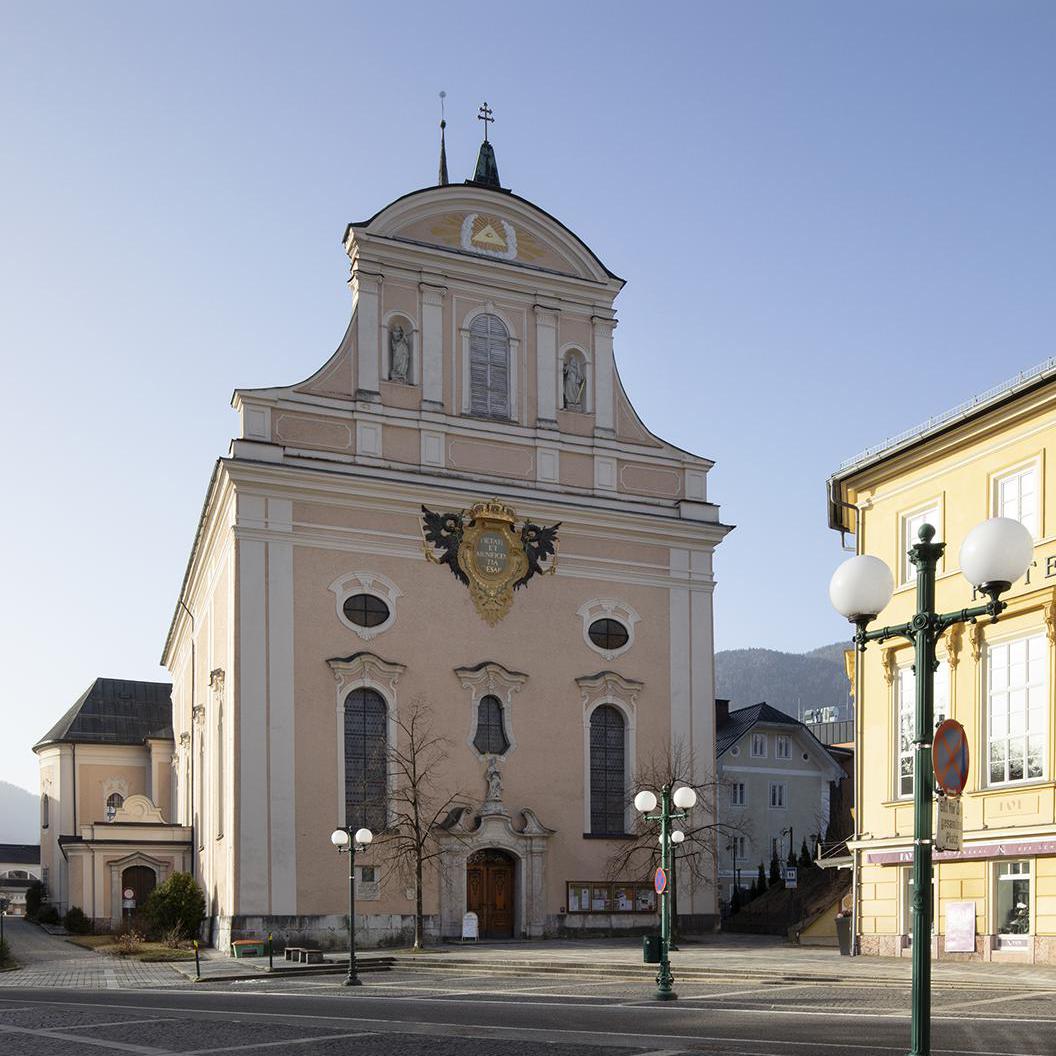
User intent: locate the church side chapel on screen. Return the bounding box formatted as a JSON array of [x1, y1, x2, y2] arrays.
[[153, 102, 732, 949]]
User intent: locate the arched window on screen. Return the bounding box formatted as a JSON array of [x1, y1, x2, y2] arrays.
[[469, 313, 510, 419], [473, 694, 510, 755], [106, 792, 124, 822], [344, 688, 388, 832], [589, 705, 627, 836]]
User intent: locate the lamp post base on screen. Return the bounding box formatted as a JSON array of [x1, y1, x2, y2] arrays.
[[655, 963, 677, 1000], [343, 974, 362, 987]]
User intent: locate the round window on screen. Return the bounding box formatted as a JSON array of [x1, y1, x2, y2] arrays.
[[342, 593, 390, 628], [588, 618, 629, 651]]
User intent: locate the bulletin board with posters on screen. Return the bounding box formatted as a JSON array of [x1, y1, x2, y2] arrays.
[[566, 881, 657, 914]]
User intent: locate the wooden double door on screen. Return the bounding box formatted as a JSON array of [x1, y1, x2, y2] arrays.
[[466, 849, 515, 938]]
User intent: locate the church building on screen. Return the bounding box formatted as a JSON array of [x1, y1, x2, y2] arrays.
[[128, 112, 729, 948]]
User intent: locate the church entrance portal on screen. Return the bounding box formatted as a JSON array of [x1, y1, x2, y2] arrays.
[[466, 849, 514, 938], [121, 865, 156, 914]]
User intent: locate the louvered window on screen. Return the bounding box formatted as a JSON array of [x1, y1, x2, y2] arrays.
[[344, 688, 388, 832], [589, 705, 626, 835], [473, 694, 510, 755], [469, 313, 510, 419]]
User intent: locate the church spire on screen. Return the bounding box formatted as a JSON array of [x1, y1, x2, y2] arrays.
[[470, 101, 501, 189], [437, 91, 449, 187]]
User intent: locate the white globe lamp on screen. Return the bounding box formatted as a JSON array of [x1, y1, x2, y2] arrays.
[[330, 828, 349, 848], [671, 829, 686, 844], [672, 786, 697, 810], [634, 790, 658, 814], [354, 827, 374, 848], [829, 554, 894, 622], [959, 517, 1034, 596]]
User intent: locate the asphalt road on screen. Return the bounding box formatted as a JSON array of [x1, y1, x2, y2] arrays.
[[2, 972, 1055, 1056]]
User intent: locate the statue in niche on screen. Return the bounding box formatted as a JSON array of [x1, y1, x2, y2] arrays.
[[563, 354, 585, 411], [389, 324, 412, 384], [485, 757, 503, 803]]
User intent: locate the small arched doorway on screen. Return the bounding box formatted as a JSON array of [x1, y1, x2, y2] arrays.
[[466, 849, 515, 938], [121, 865, 157, 914]]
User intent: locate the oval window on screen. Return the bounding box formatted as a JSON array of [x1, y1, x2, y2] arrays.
[[588, 618, 629, 651], [342, 593, 390, 628]]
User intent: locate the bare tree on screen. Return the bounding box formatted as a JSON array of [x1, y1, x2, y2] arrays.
[[606, 740, 743, 902], [377, 698, 467, 949]]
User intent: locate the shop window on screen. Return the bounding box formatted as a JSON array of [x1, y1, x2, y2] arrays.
[[997, 860, 1031, 936], [987, 634, 1047, 785]]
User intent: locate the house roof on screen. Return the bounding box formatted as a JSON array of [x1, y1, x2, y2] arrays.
[[0, 844, 40, 865], [716, 702, 801, 757], [35, 679, 173, 750]]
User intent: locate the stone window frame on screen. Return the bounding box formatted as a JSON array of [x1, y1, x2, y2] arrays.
[[327, 652, 405, 832], [329, 570, 403, 642], [101, 778, 129, 822], [381, 310, 419, 386], [576, 671, 642, 836], [455, 661, 527, 762], [576, 598, 640, 662], [558, 342, 592, 414]]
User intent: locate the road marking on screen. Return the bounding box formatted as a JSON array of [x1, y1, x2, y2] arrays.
[[61, 1017, 181, 1030], [181, 1031, 373, 1054], [939, 989, 1056, 1012], [5, 993, 1053, 1054], [0, 1022, 168, 1053], [631, 983, 817, 1003]]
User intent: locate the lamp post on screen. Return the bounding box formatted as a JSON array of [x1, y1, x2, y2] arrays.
[[829, 517, 1032, 1056], [330, 825, 374, 986], [668, 829, 685, 949], [634, 783, 697, 1000]]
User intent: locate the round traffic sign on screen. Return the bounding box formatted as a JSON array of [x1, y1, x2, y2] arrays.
[[654, 867, 668, 895], [933, 719, 970, 796], [122, 888, 135, 899]]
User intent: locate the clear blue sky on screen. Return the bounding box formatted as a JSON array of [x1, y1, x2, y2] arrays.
[[3, 2, 1055, 794]]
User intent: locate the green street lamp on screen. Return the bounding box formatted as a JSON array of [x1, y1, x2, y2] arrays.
[[830, 516, 1032, 1056], [662, 829, 686, 950], [330, 825, 374, 986], [634, 783, 697, 1000]]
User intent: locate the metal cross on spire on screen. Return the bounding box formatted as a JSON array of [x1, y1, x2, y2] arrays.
[[477, 101, 494, 142]]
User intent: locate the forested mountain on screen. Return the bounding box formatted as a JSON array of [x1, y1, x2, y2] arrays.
[[715, 641, 853, 719]]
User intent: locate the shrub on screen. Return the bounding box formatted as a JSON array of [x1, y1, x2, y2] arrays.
[[116, 930, 144, 955], [768, 852, 782, 888], [63, 906, 92, 934], [756, 862, 767, 893], [143, 873, 205, 940], [161, 925, 184, 949], [37, 904, 60, 925], [25, 880, 44, 920], [798, 839, 813, 869]]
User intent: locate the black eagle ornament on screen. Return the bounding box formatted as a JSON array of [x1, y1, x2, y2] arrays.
[[420, 506, 468, 584], [515, 521, 561, 589]]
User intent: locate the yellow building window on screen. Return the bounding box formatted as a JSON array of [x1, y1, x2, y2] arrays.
[[900, 503, 942, 585], [996, 860, 1031, 935], [987, 635, 1046, 785], [897, 662, 949, 797], [993, 464, 1039, 538]]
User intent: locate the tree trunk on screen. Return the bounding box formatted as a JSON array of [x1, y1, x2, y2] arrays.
[[415, 855, 424, 949]]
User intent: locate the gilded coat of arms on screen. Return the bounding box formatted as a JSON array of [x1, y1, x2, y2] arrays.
[[421, 500, 559, 624]]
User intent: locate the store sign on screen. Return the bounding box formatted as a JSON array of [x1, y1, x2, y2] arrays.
[[868, 839, 1056, 866], [935, 796, 963, 852], [944, 901, 976, 953]]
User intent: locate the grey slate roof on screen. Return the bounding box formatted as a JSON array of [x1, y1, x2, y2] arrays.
[[716, 702, 806, 757], [0, 844, 40, 865], [35, 678, 173, 749]]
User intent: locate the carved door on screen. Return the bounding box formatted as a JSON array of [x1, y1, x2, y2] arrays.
[[121, 865, 156, 912], [466, 849, 514, 938]]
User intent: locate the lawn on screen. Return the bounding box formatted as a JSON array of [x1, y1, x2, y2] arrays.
[[66, 935, 195, 961]]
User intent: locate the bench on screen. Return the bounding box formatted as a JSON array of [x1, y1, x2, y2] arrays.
[[297, 949, 324, 964], [284, 947, 304, 962], [231, 938, 266, 959]]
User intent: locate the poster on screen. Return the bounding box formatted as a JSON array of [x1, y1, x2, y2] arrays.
[[944, 900, 976, 953]]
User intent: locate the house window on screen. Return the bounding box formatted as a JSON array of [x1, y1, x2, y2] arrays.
[[996, 860, 1031, 935], [731, 834, 748, 858], [589, 705, 626, 835], [469, 313, 510, 419], [342, 594, 390, 629], [730, 782, 746, 806], [750, 733, 767, 758], [769, 783, 786, 809], [987, 635, 1047, 785], [105, 792, 124, 822], [472, 694, 510, 755], [344, 687, 388, 832], [775, 736, 791, 760], [901, 504, 942, 584], [588, 619, 629, 652], [897, 661, 950, 797], [994, 464, 1039, 538]]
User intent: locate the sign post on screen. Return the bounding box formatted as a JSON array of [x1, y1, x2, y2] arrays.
[[933, 720, 970, 797], [935, 795, 963, 853], [784, 866, 798, 889]]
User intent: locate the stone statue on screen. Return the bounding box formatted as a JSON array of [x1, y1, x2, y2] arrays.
[[485, 757, 503, 803], [563, 354, 585, 410], [389, 325, 412, 383]]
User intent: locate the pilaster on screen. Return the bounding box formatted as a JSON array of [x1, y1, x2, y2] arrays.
[[420, 282, 446, 409], [534, 304, 559, 426]]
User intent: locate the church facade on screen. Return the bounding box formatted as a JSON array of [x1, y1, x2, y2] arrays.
[[161, 130, 731, 948]]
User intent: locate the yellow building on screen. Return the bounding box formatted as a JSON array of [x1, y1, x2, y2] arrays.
[[828, 361, 1056, 964]]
